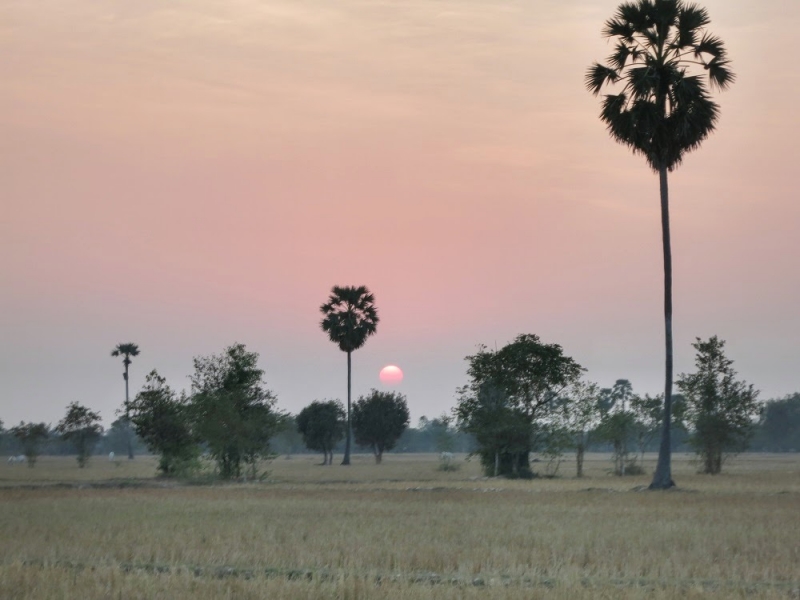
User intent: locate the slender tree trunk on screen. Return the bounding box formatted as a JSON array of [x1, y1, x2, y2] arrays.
[[650, 165, 676, 489], [494, 451, 499, 477], [124, 363, 134, 460], [576, 443, 585, 478], [342, 351, 352, 465]]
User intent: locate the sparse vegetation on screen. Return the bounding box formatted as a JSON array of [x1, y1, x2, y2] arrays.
[[0, 453, 797, 599], [55, 402, 102, 468]]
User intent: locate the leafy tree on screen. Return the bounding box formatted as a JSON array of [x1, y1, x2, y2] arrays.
[[56, 402, 102, 467], [126, 370, 198, 476], [189, 343, 279, 480], [757, 393, 800, 452], [456, 383, 529, 477], [630, 393, 664, 464], [111, 342, 140, 460], [554, 380, 601, 478], [587, 0, 734, 489], [676, 336, 759, 474], [296, 400, 346, 465], [455, 334, 583, 477], [352, 390, 409, 464], [596, 380, 635, 475], [10, 422, 49, 467], [320, 285, 379, 465]]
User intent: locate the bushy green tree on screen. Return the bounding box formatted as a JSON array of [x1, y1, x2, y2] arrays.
[[56, 402, 102, 467], [320, 285, 379, 465], [10, 422, 49, 467], [676, 336, 759, 474], [126, 370, 198, 477], [456, 383, 529, 477], [455, 334, 583, 477], [190, 343, 279, 480], [296, 400, 346, 465], [587, 0, 734, 489], [352, 390, 409, 464]]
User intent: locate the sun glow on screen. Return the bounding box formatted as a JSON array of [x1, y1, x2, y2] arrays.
[[379, 365, 404, 386]]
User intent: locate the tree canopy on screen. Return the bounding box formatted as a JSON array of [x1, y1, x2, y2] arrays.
[[676, 336, 759, 474], [10, 422, 49, 467], [127, 370, 197, 476], [190, 343, 279, 479], [296, 400, 346, 465], [352, 390, 410, 464], [455, 334, 583, 477], [56, 402, 102, 467]]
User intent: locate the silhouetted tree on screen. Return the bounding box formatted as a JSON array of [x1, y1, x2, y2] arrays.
[[126, 370, 198, 477], [10, 422, 49, 467], [189, 343, 279, 480], [320, 285, 379, 465], [676, 336, 759, 474], [296, 400, 346, 465], [111, 342, 140, 460], [587, 0, 734, 489], [56, 402, 102, 467], [352, 390, 409, 464], [455, 334, 584, 477]]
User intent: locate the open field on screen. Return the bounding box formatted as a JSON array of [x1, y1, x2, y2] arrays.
[[1, 453, 798, 599]]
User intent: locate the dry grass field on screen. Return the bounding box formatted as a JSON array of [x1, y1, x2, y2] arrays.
[[1, 452, 798, 599]]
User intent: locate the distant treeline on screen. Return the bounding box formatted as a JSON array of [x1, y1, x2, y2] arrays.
[[4, 392, 796, 458]]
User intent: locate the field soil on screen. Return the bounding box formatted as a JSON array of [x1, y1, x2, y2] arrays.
[[1, 453, 798, 599]]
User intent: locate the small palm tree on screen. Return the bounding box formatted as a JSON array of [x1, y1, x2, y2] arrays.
[[586, 0, 734, 489], [111, 342, 140, 459], [320, 286, 379, 465]]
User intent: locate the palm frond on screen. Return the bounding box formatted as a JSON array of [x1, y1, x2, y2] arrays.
[[603, 17, 635, 41], [617, 1, 653, 34], [585, 63, 619, 95], [625, 65, 657, 100], [694, 33, 727, 59], [679, 3, 710, 31], [705, 57, 735, 90], [319, 285, 379, 353], [610, 42, 634, 70], [588, 0, 733, 172]]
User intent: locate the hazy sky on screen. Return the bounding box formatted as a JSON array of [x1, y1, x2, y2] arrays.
[[1, 0, 798, 427]]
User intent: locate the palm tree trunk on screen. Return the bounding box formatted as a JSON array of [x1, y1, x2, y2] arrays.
[[650, 165, 676, 489], [124, 363, 134, 460], [342, 351, 352, 465]]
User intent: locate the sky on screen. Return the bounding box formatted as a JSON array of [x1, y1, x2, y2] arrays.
[[1, 0, 798, 428]]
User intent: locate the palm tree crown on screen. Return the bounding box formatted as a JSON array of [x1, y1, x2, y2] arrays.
[[586, 0, 734, 172], [320, 286, 379, 353], [111, 343, 140, 367]]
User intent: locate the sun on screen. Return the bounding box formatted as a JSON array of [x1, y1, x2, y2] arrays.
[[379, 365, 404, 386]]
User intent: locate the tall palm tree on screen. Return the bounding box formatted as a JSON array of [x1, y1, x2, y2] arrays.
[[111, 342, 140, 459], [586, 0, 733, 489], [320, 286, 379, 465]]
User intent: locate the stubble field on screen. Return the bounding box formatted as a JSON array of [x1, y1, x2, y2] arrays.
[[1, 453, 798, 599]]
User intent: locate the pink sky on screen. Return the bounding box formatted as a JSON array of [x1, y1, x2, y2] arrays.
[[1, 0, 798, 427]]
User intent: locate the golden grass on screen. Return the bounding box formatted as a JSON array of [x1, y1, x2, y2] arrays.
[[1, 453, 798, 599]]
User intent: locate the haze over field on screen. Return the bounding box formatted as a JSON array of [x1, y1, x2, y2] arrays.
[[1, 0, 798, 425]]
